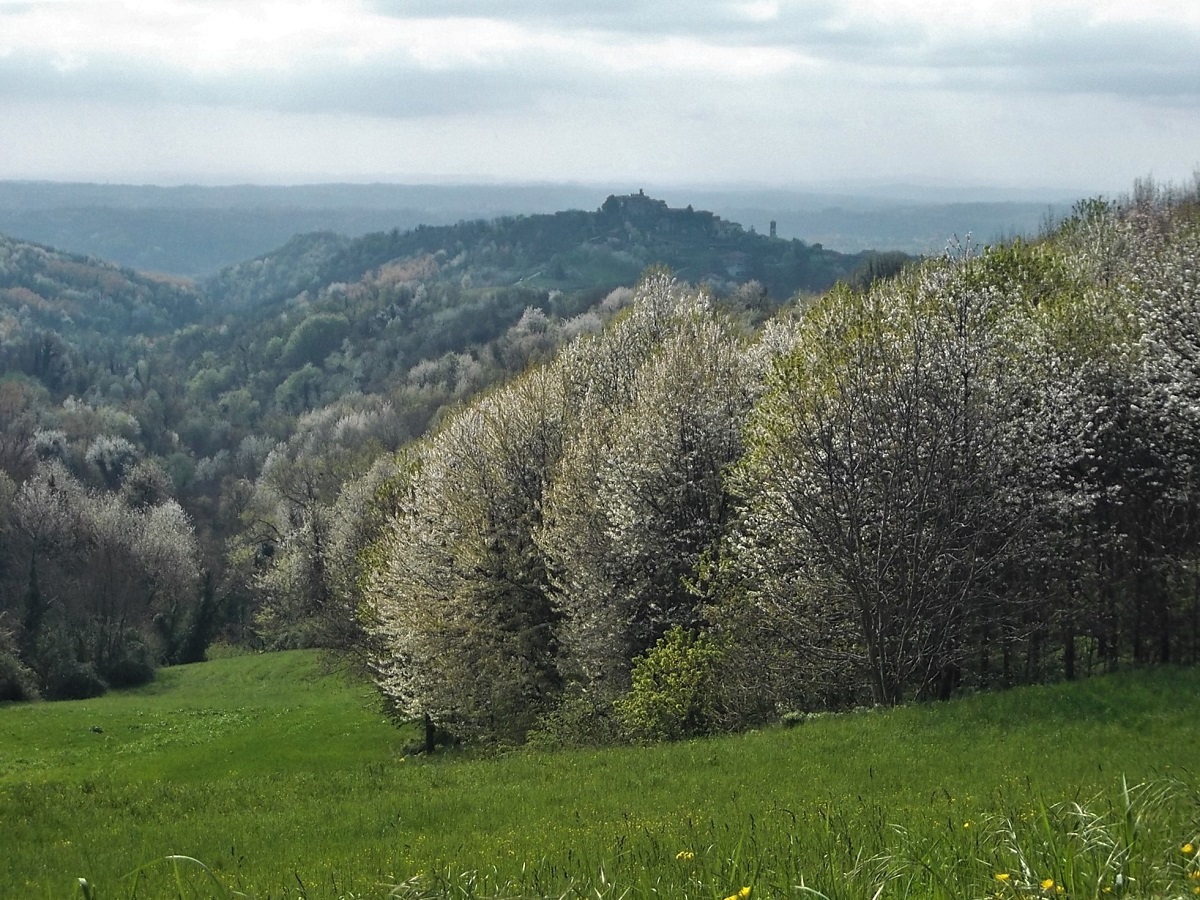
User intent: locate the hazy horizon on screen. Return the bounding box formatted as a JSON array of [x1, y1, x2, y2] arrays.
[[0, 175, 1093, 207]]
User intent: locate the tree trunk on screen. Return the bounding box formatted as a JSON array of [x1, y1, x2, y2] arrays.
[[1063, 622, 1076, 680], [423, 712, 436, 754]]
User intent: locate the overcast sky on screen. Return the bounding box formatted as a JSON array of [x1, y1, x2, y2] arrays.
[[0, 0, 1197, 193]]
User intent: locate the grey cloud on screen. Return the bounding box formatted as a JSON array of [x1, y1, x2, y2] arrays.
[[366, 1, 1200, 101], [0, 51, 608, 118], [1, 4, 1196, 127], [367, 0, 915, 54], [918, 17, 1200, 102], [367, 0, 735, 33]]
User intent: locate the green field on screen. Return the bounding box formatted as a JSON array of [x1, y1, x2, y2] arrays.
[[2, 652, 1199, 899]]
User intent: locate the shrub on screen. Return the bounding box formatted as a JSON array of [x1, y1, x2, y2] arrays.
[[101, 633, 156, 688], [0, 618, 40, 702], [0, 649, 40, 702], [44, 657, 108, 701], [613, 625, 727, 742], [527, 684, 620, 749]]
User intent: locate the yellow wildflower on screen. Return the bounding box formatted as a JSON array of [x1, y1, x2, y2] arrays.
[[1041, 879, 1055, 891], [995, 873, 1011, 883], [739, 889, 751, 899], [675, 850, 694, 861], [1192, 887, 1200, 896], [964, 821, 972, 829], [1185, 843, 1196, 855], [1189, 871, 1200, 880], [1056, 887, 1064, 895]]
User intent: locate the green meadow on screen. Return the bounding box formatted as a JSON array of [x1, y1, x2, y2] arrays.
[[2, 651, 1198, 899]]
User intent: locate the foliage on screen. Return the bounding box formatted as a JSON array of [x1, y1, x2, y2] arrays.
[[366, 365, 570, 742], [0, 614, 39, 701], [732, 260, 1041, 704], [0, 191, 891, 706], [41, 653, 108, 701], [542, 276, 757, 699], [613, 625, 728, 742], [0, 462, 202, 698]]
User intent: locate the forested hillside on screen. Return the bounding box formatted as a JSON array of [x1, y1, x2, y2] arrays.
[[5, 183, 1197, 751], [0, 194, 891, 703]]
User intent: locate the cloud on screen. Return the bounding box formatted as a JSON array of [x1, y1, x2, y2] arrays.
[[0, 0, 1197, 188], [910, 13, 1200, 103], [0, 50, 602, 118], [1, 0, 1193, 120], [367, 0, 916, 55]]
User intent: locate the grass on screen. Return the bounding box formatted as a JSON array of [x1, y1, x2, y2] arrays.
[[2, 653, 1198, 899]]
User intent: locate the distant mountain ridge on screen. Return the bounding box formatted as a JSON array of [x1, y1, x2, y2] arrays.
[[0, 181, 1066, 276]]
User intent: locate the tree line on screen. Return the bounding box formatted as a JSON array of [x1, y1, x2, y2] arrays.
[[328, 185, 1200, 746]]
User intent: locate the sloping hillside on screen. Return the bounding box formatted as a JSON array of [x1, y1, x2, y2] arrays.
[[2, 651, 1197, 897]]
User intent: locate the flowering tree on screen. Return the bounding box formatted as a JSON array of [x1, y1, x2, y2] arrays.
[[540, 284, 755, 699], [732, 254, 1043, 705], [2, 461, 201, 696], [366, 365, 571, 742]]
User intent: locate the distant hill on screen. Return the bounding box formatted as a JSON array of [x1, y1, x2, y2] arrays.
[[0, 181, 1068, 276], [0, 233, 201, 334], [205, 190, 896, 309], [0, 234, 203, 395]]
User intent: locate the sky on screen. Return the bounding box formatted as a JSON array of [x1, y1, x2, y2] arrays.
[[0, 0, 1197, 194]]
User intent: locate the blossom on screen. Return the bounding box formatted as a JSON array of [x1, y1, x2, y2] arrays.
[[995, 873, 1011, 883], [1185, 843, 1196, 855], [1041, 879, 1055, 890], [675, 850, 694, 861]]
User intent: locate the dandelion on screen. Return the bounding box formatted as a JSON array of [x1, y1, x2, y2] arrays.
[[1185, 843, 1196, 856], [1041, 878, 1055, 891], [1192, 887, 1200, 896], [964, 821, 972, 829], [740, 889, 751, 899], [995, 873, 1011, 883], [675, 850, 694, 861]]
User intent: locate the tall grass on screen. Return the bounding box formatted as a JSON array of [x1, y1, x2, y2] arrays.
[[2, 653, 1197, 898]]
